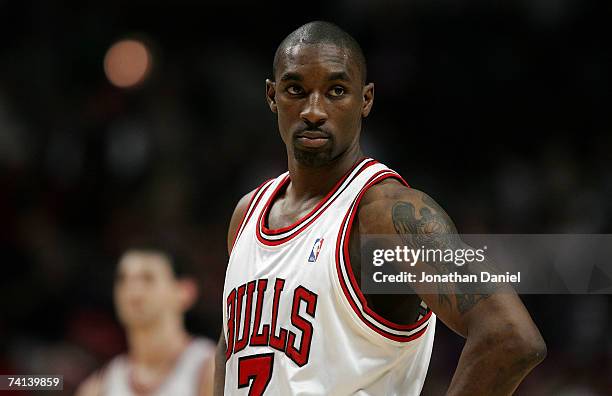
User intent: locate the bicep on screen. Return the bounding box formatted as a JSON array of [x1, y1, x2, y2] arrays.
[[391, 191, 537, 336], [359, 186, 529, 337], [387, 191, 486, 334]]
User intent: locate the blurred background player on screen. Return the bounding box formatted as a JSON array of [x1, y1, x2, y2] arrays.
[[76, 246, 215, 396]]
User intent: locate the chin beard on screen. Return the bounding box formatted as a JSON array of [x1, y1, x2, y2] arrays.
[[293, 146, 334, 168]]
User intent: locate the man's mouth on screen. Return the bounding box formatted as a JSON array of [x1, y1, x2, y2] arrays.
[[295, 131, 331, 148], [297, 130, 329, 139]]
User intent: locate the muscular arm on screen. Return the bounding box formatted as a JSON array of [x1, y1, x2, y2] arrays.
[[214, 189, 257, 396], [357, 180, 546, 395]]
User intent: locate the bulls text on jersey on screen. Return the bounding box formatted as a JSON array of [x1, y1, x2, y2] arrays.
[[225, 277, 318, 367]]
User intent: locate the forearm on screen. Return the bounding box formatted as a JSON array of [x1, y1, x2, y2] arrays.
[[446, 328, 546, 395], [213, 334, 227, 396]]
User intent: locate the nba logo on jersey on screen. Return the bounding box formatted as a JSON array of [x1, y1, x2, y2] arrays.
[[308, 238, 324, 262]]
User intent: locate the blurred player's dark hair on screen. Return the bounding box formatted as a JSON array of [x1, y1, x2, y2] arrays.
[[117, 239, 191, 279]]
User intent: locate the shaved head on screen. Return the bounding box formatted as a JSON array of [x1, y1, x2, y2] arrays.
[[273, 21, 367, 84]]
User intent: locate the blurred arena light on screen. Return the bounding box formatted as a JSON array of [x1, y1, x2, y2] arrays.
[[104, 39, 152, 88]]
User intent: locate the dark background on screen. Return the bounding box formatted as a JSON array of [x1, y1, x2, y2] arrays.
[[0, 1, 610, 394]]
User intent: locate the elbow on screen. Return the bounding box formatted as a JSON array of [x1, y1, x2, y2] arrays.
[[473, 319, 547, 373], [514, 331, 547, 367], [527, 333, 547, 365], [498, 324, 547, 370]]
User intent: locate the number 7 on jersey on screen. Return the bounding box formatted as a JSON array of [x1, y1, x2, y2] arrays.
[[238, 353, 274, 395]]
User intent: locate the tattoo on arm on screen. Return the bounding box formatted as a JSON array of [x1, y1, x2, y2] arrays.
[[391, 196, 498, 314]]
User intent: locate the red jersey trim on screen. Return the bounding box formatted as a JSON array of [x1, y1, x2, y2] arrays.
[[256, 158, 377, 246], [335, 170, 432, 342]]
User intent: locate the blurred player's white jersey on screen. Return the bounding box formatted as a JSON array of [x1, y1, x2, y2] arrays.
[[223, 158, 436, 395], [101, 337, 214, 396]]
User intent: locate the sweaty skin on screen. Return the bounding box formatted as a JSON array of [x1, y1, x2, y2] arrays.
[[215, 41, 546, 396]]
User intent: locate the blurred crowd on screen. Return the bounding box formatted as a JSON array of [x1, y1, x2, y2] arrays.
[[0, 1, 610, 394]]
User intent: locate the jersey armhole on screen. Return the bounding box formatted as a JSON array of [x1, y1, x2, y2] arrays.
[[333, 170, 433, 344]]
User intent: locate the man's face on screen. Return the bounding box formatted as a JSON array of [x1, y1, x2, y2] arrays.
[[114, 251, 183, 329], [267, 44, 374, 167]]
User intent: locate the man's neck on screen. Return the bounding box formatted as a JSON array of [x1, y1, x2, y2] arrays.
[[286, 145, 363, 201], [127, 318, 190, 368]]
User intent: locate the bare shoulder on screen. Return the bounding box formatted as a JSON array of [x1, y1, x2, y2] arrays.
[[227, 187, 260, 255], [74, 370, 104, 396], [357, 178, 457, 236]]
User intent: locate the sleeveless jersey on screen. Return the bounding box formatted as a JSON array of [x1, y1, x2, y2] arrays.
[[100, 337, 214, 396], [223, 158, 436, 396]]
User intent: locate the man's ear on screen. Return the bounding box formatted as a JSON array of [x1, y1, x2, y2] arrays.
[[362, 82, 374, 118], [177, 277, 198, 312], [266, 79, 277, 113]]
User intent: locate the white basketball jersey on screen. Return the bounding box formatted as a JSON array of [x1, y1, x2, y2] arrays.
[[101, 337, 214, 396], [223, 158, 436, 396]]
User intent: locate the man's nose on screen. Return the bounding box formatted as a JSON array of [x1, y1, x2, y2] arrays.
[[300, 92, 328, 127]]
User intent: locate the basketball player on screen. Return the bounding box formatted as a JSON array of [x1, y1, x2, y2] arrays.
[[215, 21, 546, 395], [76, 246, 215, 396]]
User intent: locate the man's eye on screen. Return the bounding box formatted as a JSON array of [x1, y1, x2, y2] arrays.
[[287, 85, 303, 95], [329, 86, 345, 97]]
